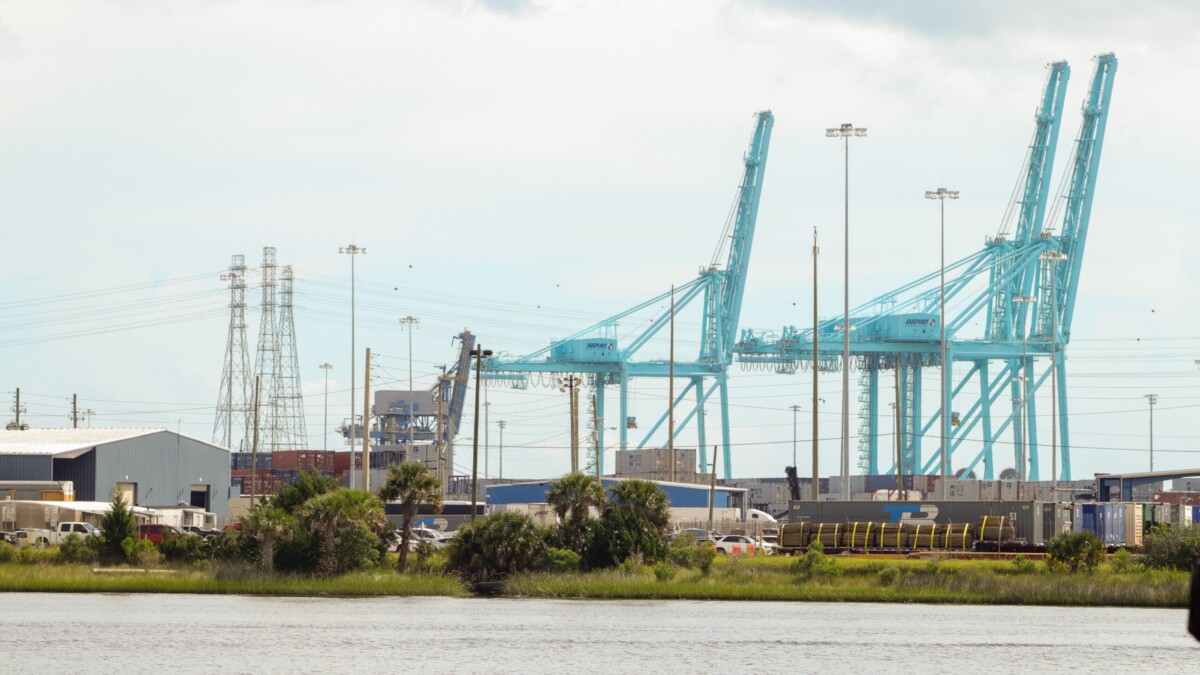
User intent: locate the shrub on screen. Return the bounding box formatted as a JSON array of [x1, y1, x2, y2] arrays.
[[696, 543, 716, 577], [1046, 530, 1103, 573], [532, 547, 581, 573], [1108, 547, 1144, 574], [791, 541, 841, 579], [122, 537, 161, 567], [445, 512, 548, 583], [1010, 555, 1036, 574], [55, 533, 97, 565], [334, 522, 383, 573], [667, 534, 717, 571], [408, 546, 448, 575], [584, 509, 667, 570], [1142, 524, 1200, 571], [653, 561, 675, 582], [876, 565, 901, 586], [0, 541, 14, 563], [16, 545, 56, 565], [159, 534, 211, 565]]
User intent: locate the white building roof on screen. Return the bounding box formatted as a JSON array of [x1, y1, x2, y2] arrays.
[[0, 428, 227, 458]]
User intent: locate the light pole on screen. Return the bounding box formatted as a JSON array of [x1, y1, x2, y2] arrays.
[[827, 122, 867, 501], [1041, 250, 1067, 496], [399, 315, 420, 451], [319, 363, 333, 452], [339, 243, 365, 488], [1013, 294, 1035, 479], [484, 400, 490, 479], [926, 186, 959, 499], [789, 405, 802, 471], [469, 347, 492, 523], [1144, 394, 1158, 472], [497, 420, 507, 480]]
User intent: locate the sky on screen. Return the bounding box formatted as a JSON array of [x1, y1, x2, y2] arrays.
[[1, 0, 1198, 483]]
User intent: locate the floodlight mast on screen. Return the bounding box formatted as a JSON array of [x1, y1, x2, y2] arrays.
[[826, 122, 867, 501], [925, 186, 959, 499]]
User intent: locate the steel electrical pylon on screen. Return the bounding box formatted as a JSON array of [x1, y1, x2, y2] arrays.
[[253, 246, 280, 452], [213, 254, 252, 450], [273, 265, 308, 450], [735, 54, 1118, 484], [480, 111, 774, 480]]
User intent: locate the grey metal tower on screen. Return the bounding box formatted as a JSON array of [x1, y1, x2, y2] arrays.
[[274, 265, 308, 450], [213, 255, 252, 450], [253, 247, 280, 452]]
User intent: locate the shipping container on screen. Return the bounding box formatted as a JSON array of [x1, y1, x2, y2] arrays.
[[787, 500, 1043, 544]]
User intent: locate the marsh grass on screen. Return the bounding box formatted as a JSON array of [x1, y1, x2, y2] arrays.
[[0, 563, 467, 597], [501, 555, 1189, 607]]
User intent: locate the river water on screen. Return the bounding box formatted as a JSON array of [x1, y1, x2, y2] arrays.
[[2, 594, 1195, 673]]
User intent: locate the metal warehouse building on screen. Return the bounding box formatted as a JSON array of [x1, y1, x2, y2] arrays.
[[487, 477, 746, 510], [0, 428, 230, 518]]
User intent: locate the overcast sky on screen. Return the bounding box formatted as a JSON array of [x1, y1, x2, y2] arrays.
[[2, 1, 1198, 484]]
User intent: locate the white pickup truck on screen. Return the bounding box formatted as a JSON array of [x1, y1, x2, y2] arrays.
[[49, 521, 100, 545]]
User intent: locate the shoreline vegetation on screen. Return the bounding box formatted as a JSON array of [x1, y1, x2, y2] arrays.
[[0, 555, 1189, 608], [3, 470, 1194, 607]]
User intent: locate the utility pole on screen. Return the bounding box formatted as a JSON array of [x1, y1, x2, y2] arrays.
[[497, 420, 507, 480], [470, 346, 492, 523], [484, 400, 490, 479], [399, 315, 420, 451], [1144, 394, 1158, 472], [668, 284, 676, 483], [319, 363, 333, 452], [593, 393, 601, 481], [789, 405, 801, 472], [71, 394, 79, 429], [812, 228, 820, 502], [9, 387, 28, 431], [561, 375, 582, 473], [363, 348, 372, 495], [250, 376, 261, 506]]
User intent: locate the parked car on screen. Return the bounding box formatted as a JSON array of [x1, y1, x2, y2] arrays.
[[711, 534, 777, 556], [181, 525, 221, 538], [11, 528, 52, 548], [49, 521, 100, 545], [672, 528, 719, 545], [389, 527, 452, 552], [137, 524, 185, 544]]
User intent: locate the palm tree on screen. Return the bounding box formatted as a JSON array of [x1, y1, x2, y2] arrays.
[[298, 489, 386, 576], [378, 462, 443, 572], [446, 512, 546, 584], [545, 472, 607, 555], [241, 504, 295, 574], [608, 479, 671, 532]]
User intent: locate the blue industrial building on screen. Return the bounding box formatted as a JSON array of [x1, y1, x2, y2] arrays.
[[487, 478, 746, 510]]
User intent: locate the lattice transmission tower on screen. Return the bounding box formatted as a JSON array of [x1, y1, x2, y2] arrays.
[[213, 255, 252, 450], [253, 246, 280, 452], [273, 265, 308, 450]]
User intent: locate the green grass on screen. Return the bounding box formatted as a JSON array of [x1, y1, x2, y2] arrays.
[[501, 555, 1191, 607], [0, 563, 468, 597]]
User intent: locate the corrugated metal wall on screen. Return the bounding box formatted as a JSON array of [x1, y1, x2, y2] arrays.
[[486, 479, 735, 509], [92, 432, 230, 518], [0, 455, 53, 481], [54, 452, 97, 501]]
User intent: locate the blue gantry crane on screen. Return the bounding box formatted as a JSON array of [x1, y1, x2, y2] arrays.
[[735, 54, 1117, 482], [481, 111, 774, 479]]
